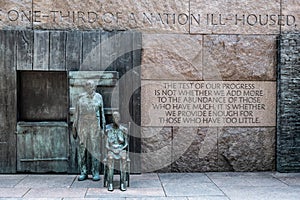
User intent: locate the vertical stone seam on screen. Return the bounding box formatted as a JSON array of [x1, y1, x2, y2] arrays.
[[48, 31, 50, 71], [276, 34, 282, 171], [13, 30, 18, 172], [80, 32, 83, 69], [30, 30, 33, 70], [16, 31, 19, 71], [188, 0, 191, 34], [64, 31, 67, 71], [217, 128, 220, 171], [31, 1, 33, 28], [171, 126, 174, 172], [201, 34, 204, 81], [32, 31, 35, 70], [279, 0, 282, 34], [99, 30, 102, 71]]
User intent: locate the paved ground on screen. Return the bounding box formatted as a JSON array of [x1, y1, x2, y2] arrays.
[[0, 172, 300, 199]]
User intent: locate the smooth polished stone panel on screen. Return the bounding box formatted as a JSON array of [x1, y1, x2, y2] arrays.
[[141, 81, 276, 127]]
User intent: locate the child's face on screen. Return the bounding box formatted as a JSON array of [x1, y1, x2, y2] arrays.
[[113, 113, 120, 124]]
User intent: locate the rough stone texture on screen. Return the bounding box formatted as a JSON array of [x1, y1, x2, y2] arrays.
[[142, 34, 202, 80], [140, 33, 279, 172], [33, 0, 189, 33], [277, 32, 300, 172], [0, 0, 32, 29], [0, 1, 297, 175], [203, 35, 277, 80], [141, 127, 172, 172], [190, 0, 280, 34], [0, 1, 299, 34], [141, 127, 276, 172], [282, 0, 300, 32], [172, 128, 218, 172], [218, 127, 276, 172]]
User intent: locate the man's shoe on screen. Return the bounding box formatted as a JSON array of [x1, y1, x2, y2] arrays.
[[120, 183, 127, 191], [108, 183, 114, 191], [78, 174, 87, 181], [92, 174, 100, 181]]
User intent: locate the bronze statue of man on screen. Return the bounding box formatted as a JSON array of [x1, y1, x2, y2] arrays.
[[105, 111, 128, 191], [73, 80, 106, 181]]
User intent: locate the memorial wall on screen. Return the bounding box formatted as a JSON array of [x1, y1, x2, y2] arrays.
[[0, 0, 299, 173]]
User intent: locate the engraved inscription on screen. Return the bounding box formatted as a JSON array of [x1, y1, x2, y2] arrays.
[[142, 81, 276, 127], [0, 9, 297, 28]]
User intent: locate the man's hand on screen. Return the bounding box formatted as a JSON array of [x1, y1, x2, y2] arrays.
[[113, 149, 120, 154], [97, 126, 102, 135], [102, 124, 106, 137], [72, 124, 77, 139]]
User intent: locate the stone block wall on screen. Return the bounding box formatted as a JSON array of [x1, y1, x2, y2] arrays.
[[277, 32, 300, 172], [0, 0, 299, 173], [141, 34, 278, 172]]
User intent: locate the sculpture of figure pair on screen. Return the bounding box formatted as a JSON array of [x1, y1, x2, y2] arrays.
[[73, 80, 128, 191]]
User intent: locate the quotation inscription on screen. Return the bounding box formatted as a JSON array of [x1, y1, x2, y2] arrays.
[[142, 81, 276, 127], [0, 9, 297, 28]]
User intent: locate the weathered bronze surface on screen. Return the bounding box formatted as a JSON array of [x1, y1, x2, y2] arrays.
[[103, 112, 130, 191], [68, 71, 120, 173], [73, 80, 106, 181], [16, 122, 69, 173]]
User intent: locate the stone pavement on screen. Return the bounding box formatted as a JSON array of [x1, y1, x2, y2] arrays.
[[0, 172, 300, 200]]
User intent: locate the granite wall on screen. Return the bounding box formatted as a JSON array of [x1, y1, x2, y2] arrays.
[[277, 32, 300, 172], [141, 34, 277, 172], [0, 0, 299, 172]]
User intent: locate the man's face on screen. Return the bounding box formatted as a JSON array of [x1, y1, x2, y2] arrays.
[[113, 113, 120, 125], [86, 83, 95, 95]]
